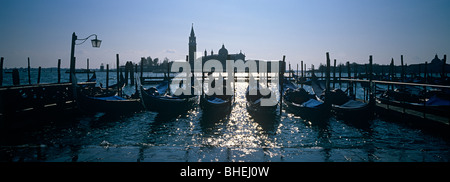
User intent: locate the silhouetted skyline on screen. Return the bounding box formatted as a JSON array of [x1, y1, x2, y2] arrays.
[[0, 0, 449, 69]]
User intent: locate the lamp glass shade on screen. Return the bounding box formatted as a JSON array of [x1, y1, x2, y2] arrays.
[[91, 38, 102, 48]]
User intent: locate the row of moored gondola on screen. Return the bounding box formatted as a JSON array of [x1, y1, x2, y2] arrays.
[[283, 73, 375, 124], [72, 72, 374, 122], [73, 72, 449, 123]]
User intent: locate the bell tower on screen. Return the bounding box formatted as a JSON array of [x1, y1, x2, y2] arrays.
[[188, 23, 196, 65]]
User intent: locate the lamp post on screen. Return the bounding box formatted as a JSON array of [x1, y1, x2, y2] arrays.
[[69, 32, 102, 81]]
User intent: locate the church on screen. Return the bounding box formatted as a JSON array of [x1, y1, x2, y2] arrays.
[[188, 25, 245, 71]]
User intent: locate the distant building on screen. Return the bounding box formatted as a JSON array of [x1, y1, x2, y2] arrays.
[[188, 24, 286, 73], [406, 54, 448, 74], [100, 63, 105, 72], [201, 44, 246, 71], [188, 25, 245, 71], [188, 24, 196, 65]]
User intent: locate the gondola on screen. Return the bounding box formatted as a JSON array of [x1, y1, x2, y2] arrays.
[[199, 92, 233, 129], [78, 72, 119, 97], [105, 71, 126, 90], [283, 81, 330, 121], [77, 93, 143, 114], [140, 80, 198, 113], [377, 88, 450, 117], [378, 88, 421, 103], [327, 89, 374, 121], [87, 71, 97, 82], [200, 92, 233, 115], [245, 83, 278, 115], [311, 74, 374, 121], [74, 74, 143, 114], [200, 78, 234, 115]]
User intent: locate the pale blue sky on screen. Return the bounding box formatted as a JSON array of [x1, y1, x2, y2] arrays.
[[0, 0, 449, 69]]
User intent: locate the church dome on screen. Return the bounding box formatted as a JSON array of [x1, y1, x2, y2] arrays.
[[218, 44, 228, 56], [431, 54, 441, 64]]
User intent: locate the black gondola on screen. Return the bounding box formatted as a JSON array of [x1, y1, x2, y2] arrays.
[[377, 88, 450, 117], [311, 74, 374, 121], [200, 93, 233, 114], [74, 73, 143, 114], [245, 83, 278, 115], [81, 71, 125, 97], [283, 81, 330, 121], [77, 94, 143, 114], [327, 89, 374, 121], [140, 81, 198, 113], [199, 92, 233, 130], [200, 78, 234, 115], [106, 71, 126, 90]]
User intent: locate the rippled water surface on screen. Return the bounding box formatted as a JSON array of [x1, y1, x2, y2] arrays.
[[0, 71, 449, 162]]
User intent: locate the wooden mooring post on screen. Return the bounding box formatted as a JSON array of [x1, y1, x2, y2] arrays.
[[339, 63, 342, 88], [130, 62, 135, 86], [87, 58, 90, 81], [116, 54, 121, 97], [28, 57, 31, 85], [104, 64, 108, 88], [0, 57, 3, 86], [279, 55, 285, 115], [425, 61, 428, 84], [300, 60, 304, 88], [296, 63, 299, 85], [325, 52, 331, 93], [37, 66, 41, 84], [57, 59, 61, 83], [124, 61, 129, 86], [353, 63, 358, 99], [333, 59, 336, 89], [167, 61, 171, 94], [442, 55, 447, 78], [140, 57, 144, 80], [346, 61, 352, 96], [369, 55, 373, 103], [12, 69, 20, 86], [401, 55, 405, 82]]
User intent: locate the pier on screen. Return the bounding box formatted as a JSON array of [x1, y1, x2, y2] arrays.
[[345, 78, 450, 135], [0, 82, 95, 117]]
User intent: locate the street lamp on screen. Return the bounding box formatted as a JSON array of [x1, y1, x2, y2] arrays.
[[91, 37, 102, 48], [69, 32, 101, 81]]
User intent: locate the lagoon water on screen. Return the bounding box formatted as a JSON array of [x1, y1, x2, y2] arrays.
[[0, 70, 449, 162]]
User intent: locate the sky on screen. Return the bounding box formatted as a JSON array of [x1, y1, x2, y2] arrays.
[[0, 0, 449, 69]]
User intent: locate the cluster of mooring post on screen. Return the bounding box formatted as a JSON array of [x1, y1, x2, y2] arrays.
[[0, 57, 60, 86]]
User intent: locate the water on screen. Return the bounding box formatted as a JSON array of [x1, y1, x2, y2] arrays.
[[0, 70, 449, 162]]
